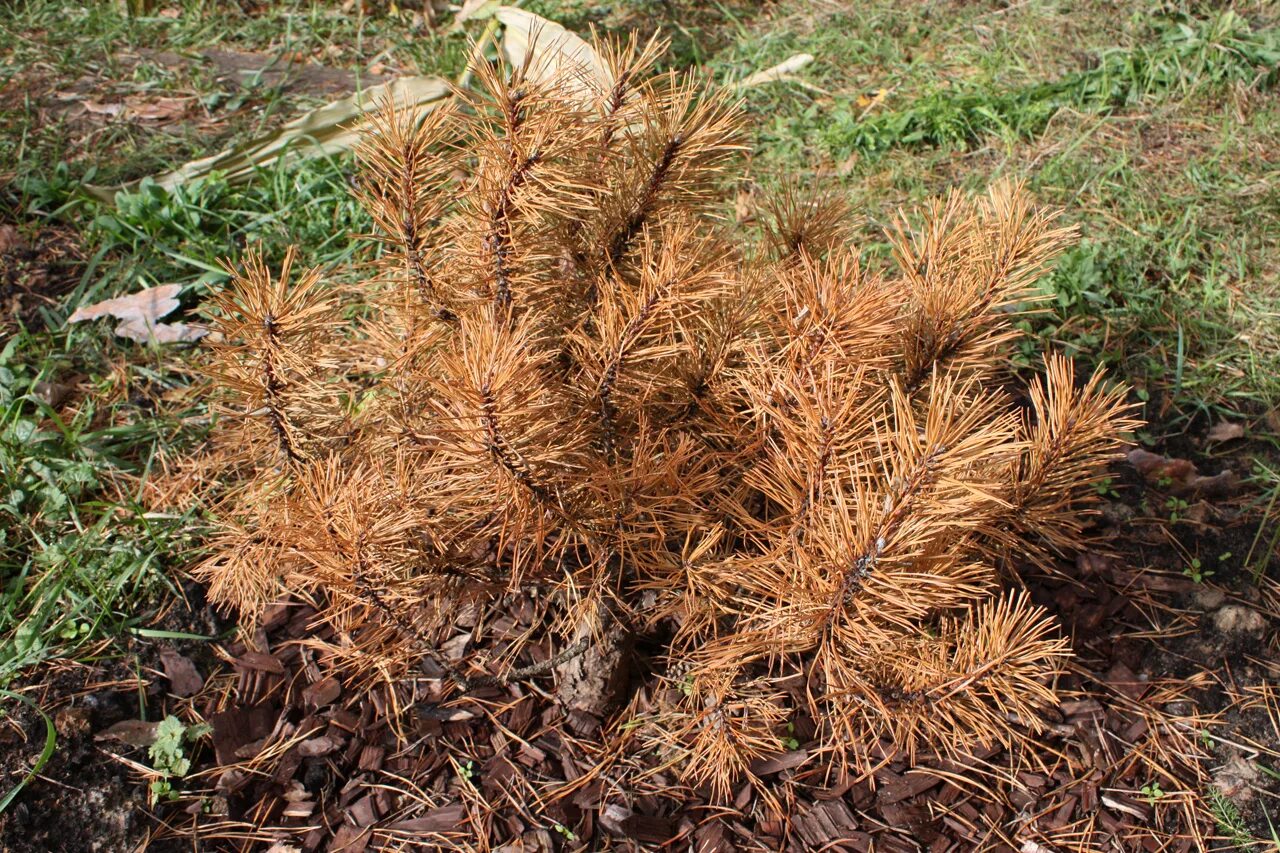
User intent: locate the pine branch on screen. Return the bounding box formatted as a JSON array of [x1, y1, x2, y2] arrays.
[[193, 39, 1139, 794], [606, 133, 682, 266]]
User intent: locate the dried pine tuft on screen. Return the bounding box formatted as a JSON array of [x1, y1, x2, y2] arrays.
[[194, 33, 1140, 797]]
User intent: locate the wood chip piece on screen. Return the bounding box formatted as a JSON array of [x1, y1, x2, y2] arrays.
[[749, 749, 809, 776], [386, 804, 468, 834], [357, 745, 385, 772], [298, 735, 339, 757], [302, 676, 341, 708], [210, 704, 278, 765], [236, 651, 286, 674]]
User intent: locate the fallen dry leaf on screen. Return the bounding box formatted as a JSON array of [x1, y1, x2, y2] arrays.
[[68, 284, 181, 324], [67, 284, 206, 344], [160, 647, 205, 697], [1127, 448, 1239, 498], [1213, 755, 1262, 801], [1127, 448, 1195, 482], [95, 719, 161, 747], [1206, 421, 1245, 442], [82, 100, 124, 117], [114, 317, 206, 344], [496, 7, 612, 100], [734, 53, 815, 90], [86, 75, 451, 203], [0, 224, 23, 253], [125, 96, 189, 122]]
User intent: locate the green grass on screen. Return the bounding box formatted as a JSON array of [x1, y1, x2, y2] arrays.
[[711, 1, 1280, 423], [0, 324, 202, 681], [822, 11, 1280, 156], [0, 0, 401, 681]]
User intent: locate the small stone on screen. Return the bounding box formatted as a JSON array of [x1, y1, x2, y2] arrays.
[[297, 735, 338, 757], [32, 381, 72, 408], [1193, 587, 1226, 610], [1099, 501, 1134, 526], [1211, 605, 1267, 637]]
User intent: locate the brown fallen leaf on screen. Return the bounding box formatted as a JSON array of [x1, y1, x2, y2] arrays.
[[114, 317, 206, 344], [749, 749, 810, 776], [1206, 421, 1245, 442], [95, 718, 161, 747], [1214, 755, 1263, 801], [82, 100, 124, 117], [0, 224, 23, 253], [86, 75, 451, 203], [69, 284, 181, 323], [1127, 448, 1193, 481], [160, 647, 205, 697], [1126, 448, 1238, 498], [67, 284, 206, 344], [125, 96, 189, 122]]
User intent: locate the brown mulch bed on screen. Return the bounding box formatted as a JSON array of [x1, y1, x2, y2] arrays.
[[1, 432, 1277, 852]]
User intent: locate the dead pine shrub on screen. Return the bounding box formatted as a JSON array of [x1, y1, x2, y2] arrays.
[[194, 34, 1140, 802]]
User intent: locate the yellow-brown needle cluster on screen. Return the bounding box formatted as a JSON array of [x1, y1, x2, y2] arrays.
[[196, 34, 1139, 797]]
